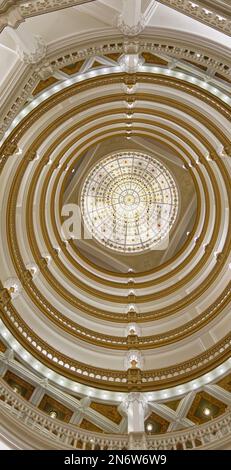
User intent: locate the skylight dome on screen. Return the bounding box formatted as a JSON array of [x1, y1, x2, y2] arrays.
[[81, 152, 179, 253]]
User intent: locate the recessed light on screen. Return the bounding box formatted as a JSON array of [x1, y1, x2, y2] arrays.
[[146, 423, 153, 432], [203, 407, 211, 416]]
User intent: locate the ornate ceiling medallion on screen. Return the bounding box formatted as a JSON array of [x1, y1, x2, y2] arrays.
[[81, 152, 178, 254]]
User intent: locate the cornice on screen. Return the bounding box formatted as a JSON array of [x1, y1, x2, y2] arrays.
[[186, 0, 231, 18], [1, 1, 231, 37], [0, 63, 230, 390], [0, 73, 229, 356], [1, 303, 231, 391], [0, 0, 96, 33], [1, 380, 231, 449], [6, 77, 228, 307], [158, 0, 231, 36], [1, 39, 231, 140]]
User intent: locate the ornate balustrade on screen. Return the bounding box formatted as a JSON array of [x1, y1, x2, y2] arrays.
[[0, 381, 230, 450]]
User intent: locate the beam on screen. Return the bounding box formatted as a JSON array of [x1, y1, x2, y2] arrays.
[[117, 0, 158, 35], [157, 0, 231, 37]]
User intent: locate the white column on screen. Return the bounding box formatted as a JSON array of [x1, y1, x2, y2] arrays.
[[123, 392, 147, 433], [117, 0, 158, 36], [122, 0, 142, 29]]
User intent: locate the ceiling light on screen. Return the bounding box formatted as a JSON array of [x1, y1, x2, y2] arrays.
[[203, 407, 211, 416], [146, 423, 153, 432], [49, 410, 57, 419]]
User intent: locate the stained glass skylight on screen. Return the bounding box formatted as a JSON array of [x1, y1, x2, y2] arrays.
[[81, 152, 178, 254]]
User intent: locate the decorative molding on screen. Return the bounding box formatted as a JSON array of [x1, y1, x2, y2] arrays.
[[0, 289, 11, 307], [1, 1, 231, 36], [0, 38, 230, 397], [0, 4, 23, 31], [17, 35, 47, 65], [117, 15, 146, 37], [1, 38, 231, 139], [0, 73, 229, 384], [122, 392, 148, 413], [0, 1, 96, 33], [117, 0, 158, 37], [158, 0, 231, 36], [0, 380, 231, 449], [2, 301, 231, 391], [4, 75, 231, 314]]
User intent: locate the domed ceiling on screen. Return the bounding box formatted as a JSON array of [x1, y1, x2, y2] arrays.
[[0, 0, 230, 448], [80, 151, 179, 254]]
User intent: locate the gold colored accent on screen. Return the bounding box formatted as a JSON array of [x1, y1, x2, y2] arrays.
[[164, 399, 181, 411], [90, 60, 105, 69], [217, 374, 231, 392], [30, 110, 203, 298], [1, 302, 231, 391], [0, 289, 11, 307], [49, 95, 224, 285], [32, 77, 59, 96], [186, 391, 227, 425], [0, 75, 229, 338], [1, 71, 231, 390], [1, 141, 18, 157], [184, 59, 207, 71], [38, 394, 73, 422], [105, 53, 121, 61], [80, 418, 103, 433], [61, 60, 84, 75], [3, 370, 35, 400], [142, 52, 168, 66], [127, 367, 142, 390], [145, 412, 170, 434], [0, 340, 7, 353], [215, 73, 231, 85], [90, 402, 122, 425]]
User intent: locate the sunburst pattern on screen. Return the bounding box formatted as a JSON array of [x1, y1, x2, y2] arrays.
[[81, 152, 179, 253]]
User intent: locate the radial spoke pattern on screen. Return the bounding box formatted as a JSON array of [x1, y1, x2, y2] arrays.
[[81, 152, 179, 253]]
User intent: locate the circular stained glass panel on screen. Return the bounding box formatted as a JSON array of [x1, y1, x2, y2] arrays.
[[81, 152, 179, 254]]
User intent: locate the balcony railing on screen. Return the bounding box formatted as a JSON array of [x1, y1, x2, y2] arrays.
[[0, 381, 231, 450]]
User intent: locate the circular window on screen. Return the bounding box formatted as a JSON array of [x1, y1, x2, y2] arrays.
[[81, 152, 178, 254]]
